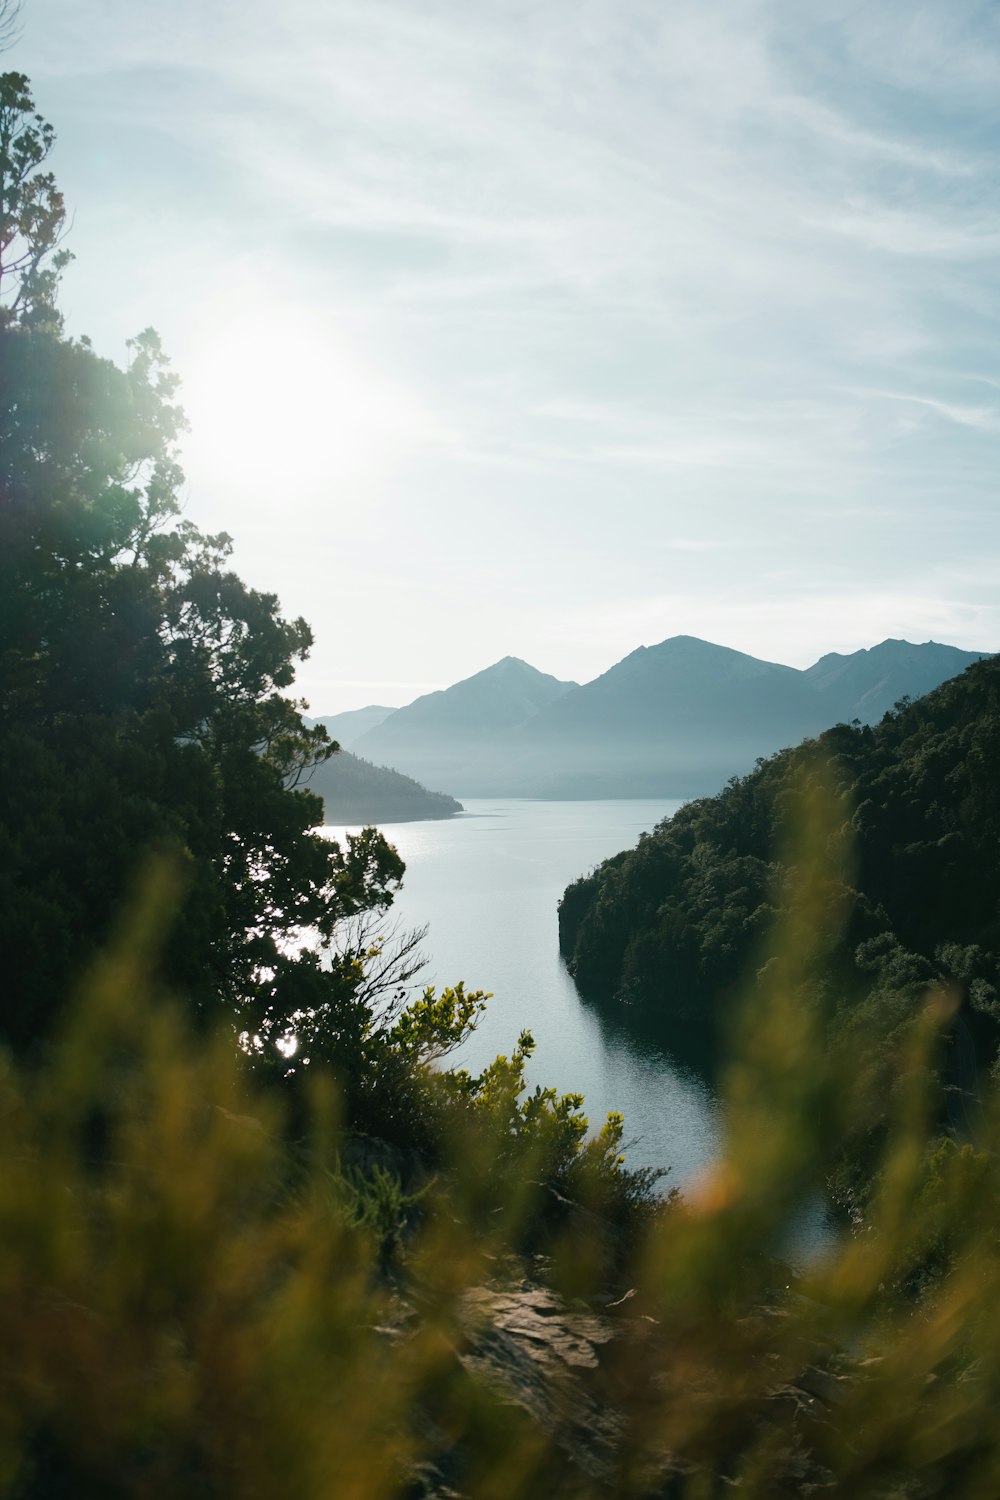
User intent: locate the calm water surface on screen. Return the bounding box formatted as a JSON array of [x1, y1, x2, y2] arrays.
[[325, 798, 721, 1189]]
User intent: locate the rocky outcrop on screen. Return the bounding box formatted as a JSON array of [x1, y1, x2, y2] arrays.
[[457, 1280, 623, 1481], [400, 1275, 853, 1498]]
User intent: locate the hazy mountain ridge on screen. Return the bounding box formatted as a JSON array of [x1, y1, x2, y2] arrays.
[[802, 638, 982, 722], [351, 656, 579, 792], [511, 636, 819, 749], [304, 705, 397, 747], [357, 656, 577, 739], [321, 637, 991, 799]]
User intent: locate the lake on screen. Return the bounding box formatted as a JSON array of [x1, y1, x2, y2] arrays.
[[323, 797, 722, 1190]]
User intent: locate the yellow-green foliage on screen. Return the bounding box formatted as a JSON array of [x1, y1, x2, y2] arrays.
[[0, 872, 437, 1499], [5, 812, 1000, 1500]]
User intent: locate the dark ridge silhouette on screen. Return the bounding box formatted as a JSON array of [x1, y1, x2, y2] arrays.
[[307, 748, 462, 824]]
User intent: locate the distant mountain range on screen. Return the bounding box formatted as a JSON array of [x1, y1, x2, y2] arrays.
[[327, 637, 990, 799]]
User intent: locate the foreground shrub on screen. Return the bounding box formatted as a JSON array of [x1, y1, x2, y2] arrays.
[[5, 839, 1000, 1498]]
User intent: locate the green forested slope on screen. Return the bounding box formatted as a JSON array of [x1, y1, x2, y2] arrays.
[[559, 656, 1000, 1066], [307, 748, 462, 823]]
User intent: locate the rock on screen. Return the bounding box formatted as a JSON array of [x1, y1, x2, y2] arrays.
[[456, 1280, 624, 1481]]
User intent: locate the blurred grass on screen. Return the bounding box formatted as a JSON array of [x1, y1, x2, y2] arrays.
[[3, 790, 1000, 1498]]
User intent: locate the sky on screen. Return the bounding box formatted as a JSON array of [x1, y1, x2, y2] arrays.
[[12, 0, 1000, 710]]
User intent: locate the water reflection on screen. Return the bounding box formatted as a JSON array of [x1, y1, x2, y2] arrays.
[[324, 798, 722, 1187], [578, 961, 834, 1256]]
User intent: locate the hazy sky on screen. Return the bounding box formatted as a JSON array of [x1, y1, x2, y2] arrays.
[[15, 0, 1000, 709]]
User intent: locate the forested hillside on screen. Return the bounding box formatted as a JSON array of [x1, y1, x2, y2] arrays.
[[560, 656, 1000, 1125], [307, 748, 462, 823]]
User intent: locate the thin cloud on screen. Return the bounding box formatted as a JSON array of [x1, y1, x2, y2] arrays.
[[843, 387, 1000, 433], [773, 93, 976, 177], [18, 0, 1000, 696]]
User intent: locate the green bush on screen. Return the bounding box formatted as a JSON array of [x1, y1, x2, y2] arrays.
[[5, 834, 1000, 1499]]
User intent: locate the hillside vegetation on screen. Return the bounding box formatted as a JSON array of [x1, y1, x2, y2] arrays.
[[10, 846, 1000, 1498], [560, 656, 1000, 1190], [306, 748, 462, 824]]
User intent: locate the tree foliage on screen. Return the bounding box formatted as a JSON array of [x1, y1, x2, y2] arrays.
[[0, 72, 407, 1059], [561, 657, 1000, 1025], [6, 856, 1000, 1498], [0, 70, 645, 1214], [560, 656, 1000, 1201], [0, 69, 69, 324]]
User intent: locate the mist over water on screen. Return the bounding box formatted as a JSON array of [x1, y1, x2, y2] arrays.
[[325, 799, 724, 1188]]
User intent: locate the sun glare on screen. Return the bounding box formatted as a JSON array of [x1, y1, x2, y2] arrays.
[[180, 307, 435, 502]]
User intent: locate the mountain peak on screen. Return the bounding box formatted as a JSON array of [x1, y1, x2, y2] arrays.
[[649, 634, 724, 653], [804, 639, 990, 717], [352, 655, 578, 755], [481, 655, 541, 675], [639, 634, 798, 683]]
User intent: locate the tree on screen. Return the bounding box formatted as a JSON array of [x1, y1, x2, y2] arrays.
[[0, 71, 407, 1058], [0, 2, 20, 58], [0, 69, 70, 323]]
